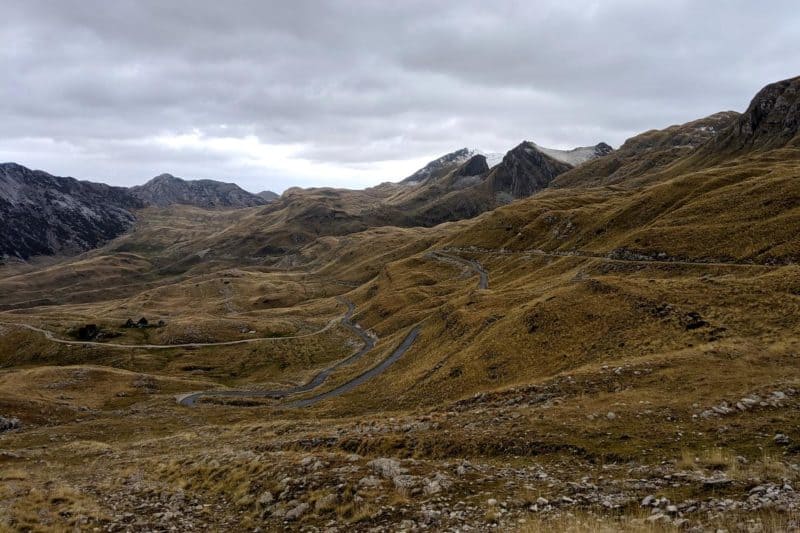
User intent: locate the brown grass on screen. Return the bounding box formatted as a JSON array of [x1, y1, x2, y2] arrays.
[[1, 142, 800, 530]]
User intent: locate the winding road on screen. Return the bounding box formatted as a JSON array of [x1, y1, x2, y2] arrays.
[[282, 325, 421, 408], [2, 249, 487, 410], [428, 251, 489, 289], [176, 300, 383, 406], [16, 243, 773, 408], [180, 249, 488, 408], [1, 294, 425, 410], [177, 312, 421, 408], [6, 243, 785, 410], [0, 308, 345, 350]]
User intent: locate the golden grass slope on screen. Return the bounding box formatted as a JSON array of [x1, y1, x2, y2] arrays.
[[2, 77, 800, 531]]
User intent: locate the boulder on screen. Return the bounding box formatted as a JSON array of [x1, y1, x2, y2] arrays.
[[284, 502, 308, 521], [368, 457, 404, 479], [0, 416, 20, 432]]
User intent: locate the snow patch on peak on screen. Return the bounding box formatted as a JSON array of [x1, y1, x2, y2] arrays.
[[471, 149, 504, 169], [530, 142, 612, 167]]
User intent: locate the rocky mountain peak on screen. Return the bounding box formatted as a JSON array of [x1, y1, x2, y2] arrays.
[[130, 174, 265, 208], [486, 141, 573, 199], [150, 173, 180, 182], [725, 75, 800, 149], [401, 148, 475, 184], [594, 142, 614, 157]]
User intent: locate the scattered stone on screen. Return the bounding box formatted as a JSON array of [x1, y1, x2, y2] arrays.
[[673, 518, 690, 528], [0, 416, 20, 433], [358, 475, 382, 489], [774, 433, 791, 446], [393, 474, 419, 492], [284, 502, 308, 521], [368, 457, 404, 479], [702, 478, 732, 490], [257, 491, 274, 507], [682, 312, 708, 330]]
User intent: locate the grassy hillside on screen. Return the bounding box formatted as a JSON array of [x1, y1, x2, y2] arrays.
[[2, 77, 800, 532]]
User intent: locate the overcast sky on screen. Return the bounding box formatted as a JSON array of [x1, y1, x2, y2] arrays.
[[1, 1, 798, 193]]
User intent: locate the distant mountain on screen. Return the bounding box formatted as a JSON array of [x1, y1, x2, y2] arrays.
[[0, 163, 143, 259], [257, 190, 280, 202], [401, 148, 477, 184], [382, 142, 583, 227], [0, 139, 611, 260], [400, 142, 609, 188], [485, 141, 575, 200], [129, 173, 266, 208]]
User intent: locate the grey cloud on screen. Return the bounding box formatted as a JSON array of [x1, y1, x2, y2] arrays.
[[1, 0, 798, 191]]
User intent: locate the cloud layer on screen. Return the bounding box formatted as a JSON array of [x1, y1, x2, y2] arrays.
[[1, 0, 798, 191]]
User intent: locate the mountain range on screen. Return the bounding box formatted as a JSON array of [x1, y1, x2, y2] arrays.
[[4, 74, 799, 266], [0, 171, 272, 259], [0, 140, 612, 260], [2, 75, 800, 531]]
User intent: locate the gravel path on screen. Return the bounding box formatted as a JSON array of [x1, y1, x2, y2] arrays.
[[176, 299, 385, 407]]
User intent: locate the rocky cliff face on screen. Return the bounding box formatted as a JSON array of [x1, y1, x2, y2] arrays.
[[130, 174, 266, 208], [453, 154, 489, 178], [485, 142, 574, 199], [0, 163, 143, 259], [712, 75, 800, 151]]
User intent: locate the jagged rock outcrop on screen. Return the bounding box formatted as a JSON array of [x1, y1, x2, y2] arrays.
[[130, 174, 265, 208], [711, 75, 800, 151], [0, 163, 142, 259], [485, 142, 573, 199], [453, 155, 489, 178], [401, 148, 476, 184]]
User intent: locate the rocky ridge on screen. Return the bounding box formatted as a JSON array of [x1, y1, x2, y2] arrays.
[[706, 75, 800, 152], [0, 163, 143, 259], [130, 173, 266, 208]]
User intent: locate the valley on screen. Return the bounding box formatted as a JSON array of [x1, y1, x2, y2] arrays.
[[1, 76, 800, 532]]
